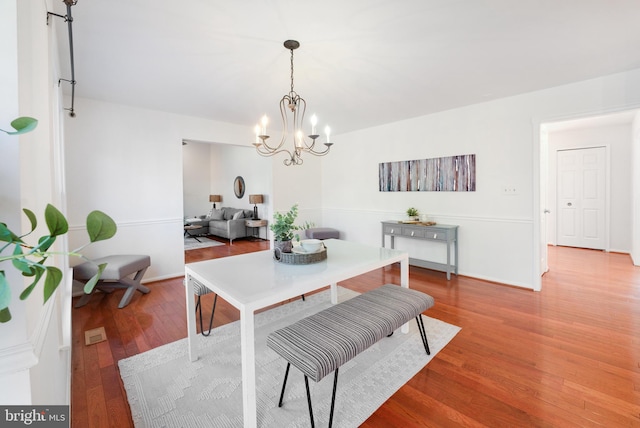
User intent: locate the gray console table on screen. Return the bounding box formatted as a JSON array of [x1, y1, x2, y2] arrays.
[[381, 221, 458, 279]]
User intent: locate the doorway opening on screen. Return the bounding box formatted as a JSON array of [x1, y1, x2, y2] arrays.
[[538, 108, 639, 283]]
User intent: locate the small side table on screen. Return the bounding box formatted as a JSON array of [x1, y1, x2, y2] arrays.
[[245, 219, 268, 240], [184, 224, 203, 242]]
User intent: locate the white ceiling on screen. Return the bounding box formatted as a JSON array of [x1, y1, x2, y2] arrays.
[[52, 0, 640, 135]]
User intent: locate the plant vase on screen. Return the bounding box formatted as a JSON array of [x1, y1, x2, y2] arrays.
[[274, 239, 293, 254]]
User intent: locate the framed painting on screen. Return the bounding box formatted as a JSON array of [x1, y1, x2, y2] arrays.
[[379, 154, 475, 192]]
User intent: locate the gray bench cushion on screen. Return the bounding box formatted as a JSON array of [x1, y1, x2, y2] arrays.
[[267, 284, 434, 382], [305, 227, 339, 240], [191, 278, 213, 296], [73, 255, 150, 281]]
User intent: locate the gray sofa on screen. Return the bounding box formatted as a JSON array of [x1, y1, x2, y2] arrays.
[[207, 207, 254, 243], [185, 207, 254, 243]]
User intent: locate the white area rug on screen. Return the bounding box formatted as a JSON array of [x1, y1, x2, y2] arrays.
[[119, 287, 460, 428], [184, 236, 225, 250]]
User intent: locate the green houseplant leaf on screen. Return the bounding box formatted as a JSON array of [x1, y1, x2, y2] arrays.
[[0, 223, 21, 244], [83, 263, 107, 294], [43, 266, 63, 303], [0, 203, 117, 323], [270, 204, 300, 241], [45, 204, 68, 237], [86, 210, 117, 242], [19, 266, 45, 301], [0, 271, 11, 314], [23, 208, 38, 233], [0, 117, 38, 135]]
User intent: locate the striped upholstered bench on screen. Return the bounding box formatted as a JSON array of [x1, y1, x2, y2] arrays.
[[266, 284, 435, 427]]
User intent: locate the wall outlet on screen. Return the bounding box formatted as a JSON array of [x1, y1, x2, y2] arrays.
[[503, 186, 518, 195]]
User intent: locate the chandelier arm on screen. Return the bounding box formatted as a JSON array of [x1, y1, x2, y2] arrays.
[[302, 146, 332, 156], [255, 146, 294, 159], [278, 95, 290, 149]]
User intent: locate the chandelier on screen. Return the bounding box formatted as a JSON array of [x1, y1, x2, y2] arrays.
[[253, 40, 332, 166]]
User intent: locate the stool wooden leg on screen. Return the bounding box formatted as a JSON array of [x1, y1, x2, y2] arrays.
[[117, 267, 150, 308], [74, 292, 93, 308]]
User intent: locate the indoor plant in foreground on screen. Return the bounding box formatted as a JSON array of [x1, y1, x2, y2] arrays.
[[270, 204, 300, 253], [0, 117, 117, 322], [0, 203, 117, 323]]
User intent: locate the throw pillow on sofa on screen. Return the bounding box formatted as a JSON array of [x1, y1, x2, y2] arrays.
[[232, 210, 244, 220], [210, 209, 225, 220]]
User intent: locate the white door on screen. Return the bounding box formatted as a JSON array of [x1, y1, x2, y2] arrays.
[[557, 147, 606, 250]]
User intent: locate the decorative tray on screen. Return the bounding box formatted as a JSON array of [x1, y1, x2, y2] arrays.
[[399, 221, 437, 226], [274, 246, 327, 264]]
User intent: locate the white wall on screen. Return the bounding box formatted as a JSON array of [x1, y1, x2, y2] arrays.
[[209, 143, 272, 217], [64, 98, 250, 280], [182, 141, 212, 218], [271, 153, 323, 231], [632, 112, 640, 265], [322, 69, 640, 289], [0, 0, 32, 403], [547, 124, 632, 252]]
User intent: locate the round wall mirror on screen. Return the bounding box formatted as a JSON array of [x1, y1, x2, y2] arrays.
[[234, 176, 245, 198]]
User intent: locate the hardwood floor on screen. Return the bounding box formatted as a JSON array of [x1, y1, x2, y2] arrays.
[[71, 240, 640, 427]]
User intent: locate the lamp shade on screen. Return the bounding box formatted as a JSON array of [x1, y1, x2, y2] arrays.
[[209, 195, 222, 203], [249, 194, 263, 204]]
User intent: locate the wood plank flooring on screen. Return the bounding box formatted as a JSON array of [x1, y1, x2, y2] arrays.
[[71, 239, 640, 427]]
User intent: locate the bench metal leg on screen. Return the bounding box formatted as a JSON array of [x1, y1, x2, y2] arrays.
[[278, 363, 339, 428], [415, 314, 431, 355], [304, 375, 315, 428], [278, 363, 291, 408], [195, 293, 217, 336], [328, 368, 339, 428]]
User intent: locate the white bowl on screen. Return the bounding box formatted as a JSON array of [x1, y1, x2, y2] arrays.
[[300, 239, 322, 253]]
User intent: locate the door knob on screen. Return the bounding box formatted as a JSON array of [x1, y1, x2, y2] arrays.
[[567, 202, 572, 206], [543, 209, 551, 213]]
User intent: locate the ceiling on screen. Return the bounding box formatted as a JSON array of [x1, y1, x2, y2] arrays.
[[52, 0, 640, 136]]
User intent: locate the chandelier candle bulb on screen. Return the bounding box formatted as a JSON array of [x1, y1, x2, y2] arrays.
[[325, 125, 331, 144], [261, 115, 268, 135], [296, 130, 303, 148], [254, 125, 260, 145], [311, 114, 318, 135]]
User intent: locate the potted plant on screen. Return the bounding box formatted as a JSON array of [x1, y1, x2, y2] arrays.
[[0, 117, 117, 323], [406, 207, 419, 220], [270, 204, 300, 253]]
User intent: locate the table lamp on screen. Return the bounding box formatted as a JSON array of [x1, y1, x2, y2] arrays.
[[249, 194, 263, 219], [209, 194, 222, 209]]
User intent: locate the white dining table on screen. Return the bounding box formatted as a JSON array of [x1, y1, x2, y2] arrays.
[[184, 239, 409, 428]]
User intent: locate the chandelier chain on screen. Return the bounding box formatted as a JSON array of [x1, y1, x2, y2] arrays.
[[290, 48, 295, 95]]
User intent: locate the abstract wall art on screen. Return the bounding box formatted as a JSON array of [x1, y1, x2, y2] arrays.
[[379, 154, 476, 192]]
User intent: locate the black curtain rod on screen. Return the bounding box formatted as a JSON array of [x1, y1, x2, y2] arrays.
[[48, 1, 77, 117]]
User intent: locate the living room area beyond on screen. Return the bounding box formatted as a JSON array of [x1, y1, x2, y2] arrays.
[[182, 141, 273, 245]]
